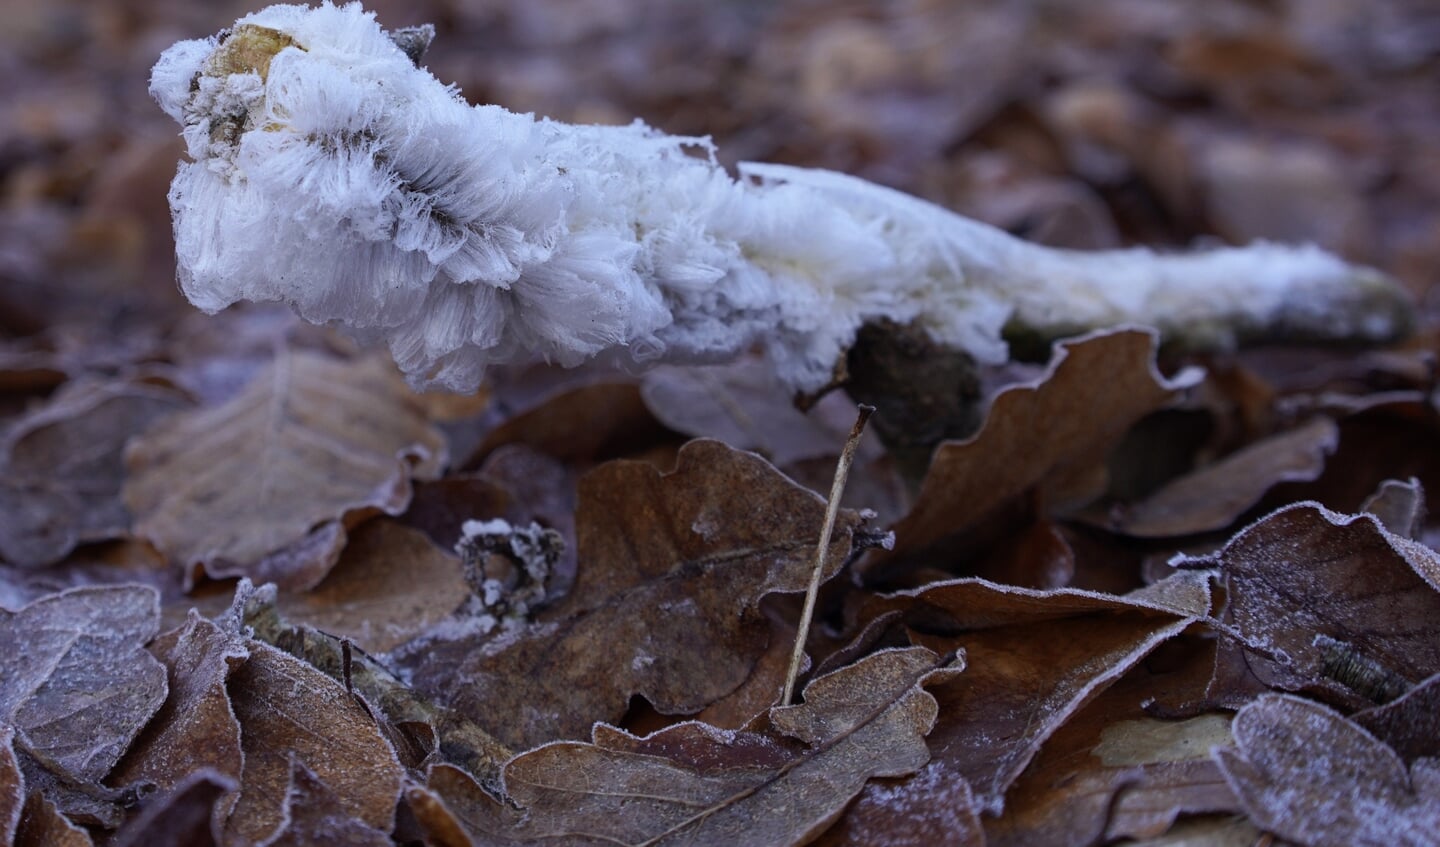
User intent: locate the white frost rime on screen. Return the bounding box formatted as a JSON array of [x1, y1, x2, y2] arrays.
[[152, 2, 1410, 392]]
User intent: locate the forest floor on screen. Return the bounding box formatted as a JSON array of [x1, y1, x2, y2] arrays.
[[2, 1, 1439, 845]]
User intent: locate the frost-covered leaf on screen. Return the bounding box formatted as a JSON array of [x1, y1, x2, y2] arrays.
[[640, 356, 876, 466], [984, 663, 1239, 847], [1111, 416, 1337, 537], [876, 329, 1199, 573], [110, 770, 233, 847], [124, 350, 446, 590], [109, 614, 246, 803], [1361, 477, 1426, 539], [16, 791, 92, 847], [417, 647, 960, 846], [0, 380, 188, 567], [394, 439, 865, 750], [1354, 671, 1440, 763], [641, 358, 911, 522], [224, 641, 404, 846], [0, 586, 166, 784], [812, 760, 984, 847], [863, 574, 1206, 812], [0, 727, 21, 846], [1204, 502, 1440, 704], [275, 520, 468, 653], [261, 760, 392, 847], [1214, 693, 1440, 847]]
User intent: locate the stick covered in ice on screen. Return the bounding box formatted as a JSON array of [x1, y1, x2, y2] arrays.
[[151, 2, 1412, 393]]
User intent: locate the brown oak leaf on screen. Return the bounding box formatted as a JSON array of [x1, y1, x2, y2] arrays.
[[872, 328, 1199, 576], [984, 657, 1239, 847], [1109, 415, 1338, 537], [861, 573, 1208, 812], [393, 439, 867, 750], [1201, 502, 1440, 706], [415, 647, 960, 846]]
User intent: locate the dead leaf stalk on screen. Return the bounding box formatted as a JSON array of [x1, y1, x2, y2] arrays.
[[782, 404, 874, 706]]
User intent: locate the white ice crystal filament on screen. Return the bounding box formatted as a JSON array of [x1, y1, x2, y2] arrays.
[[152, 3, 1411, 393]]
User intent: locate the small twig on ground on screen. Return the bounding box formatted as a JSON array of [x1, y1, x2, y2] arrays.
[[781, 404, 875, 706]]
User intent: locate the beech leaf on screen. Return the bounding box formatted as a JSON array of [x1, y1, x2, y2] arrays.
[[110, 770, 233, 847], [640, 357, 879, 466], [224, 641, 404, 846], [0, 585, 166, 784], [109, 613, 247, 803], [1, 727, 21, 846], [275, 520, 469, 653], [394, 439, 866, 750], [0, 380, 188, 567], [1214, 693, 1440, 847], [261, 760, 393, 847], [123, 350, 446, 590]]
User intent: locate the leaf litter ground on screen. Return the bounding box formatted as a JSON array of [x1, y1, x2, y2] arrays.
[[3, 1, 1440, 845]]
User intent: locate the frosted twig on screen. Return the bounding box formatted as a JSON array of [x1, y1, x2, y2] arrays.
[[152, 3, 1412, 395]]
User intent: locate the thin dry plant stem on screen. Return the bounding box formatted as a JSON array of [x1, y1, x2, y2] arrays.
[[781, 404, 875, 707]]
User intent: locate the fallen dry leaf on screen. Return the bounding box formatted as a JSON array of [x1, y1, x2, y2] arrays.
[[0, 586, 166, 785], [230, 581, 514, 796], [873, 329, 1200, 576], [812, 760, 985, 847], [640, 356, 879, 467], [274, 520, 469, 654], [110, 770, 232, 847], [124, 349, 446, 590], [224, 640, 405, 846], [465, 379, 668, 468], [0, 726, 20, 845], [0, 379, 188, 567], [1214, 693, 1440, 847], [1354, 671, 1440, 763], [983, 655, 1239, 847], [1203, 502, 1440, 705], [262, 760, 393, 847], [6, 1, 1440, 844], [16, 791, 92, 847], [1109, 415, 1338, 537], [861, 573, 1207, 812], [1361, 476, 1427, 539], [402, 444, 580, 595], [394, 439, 867, 750], [418, 646, 960, 846], [108, 613, 247, 804]]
